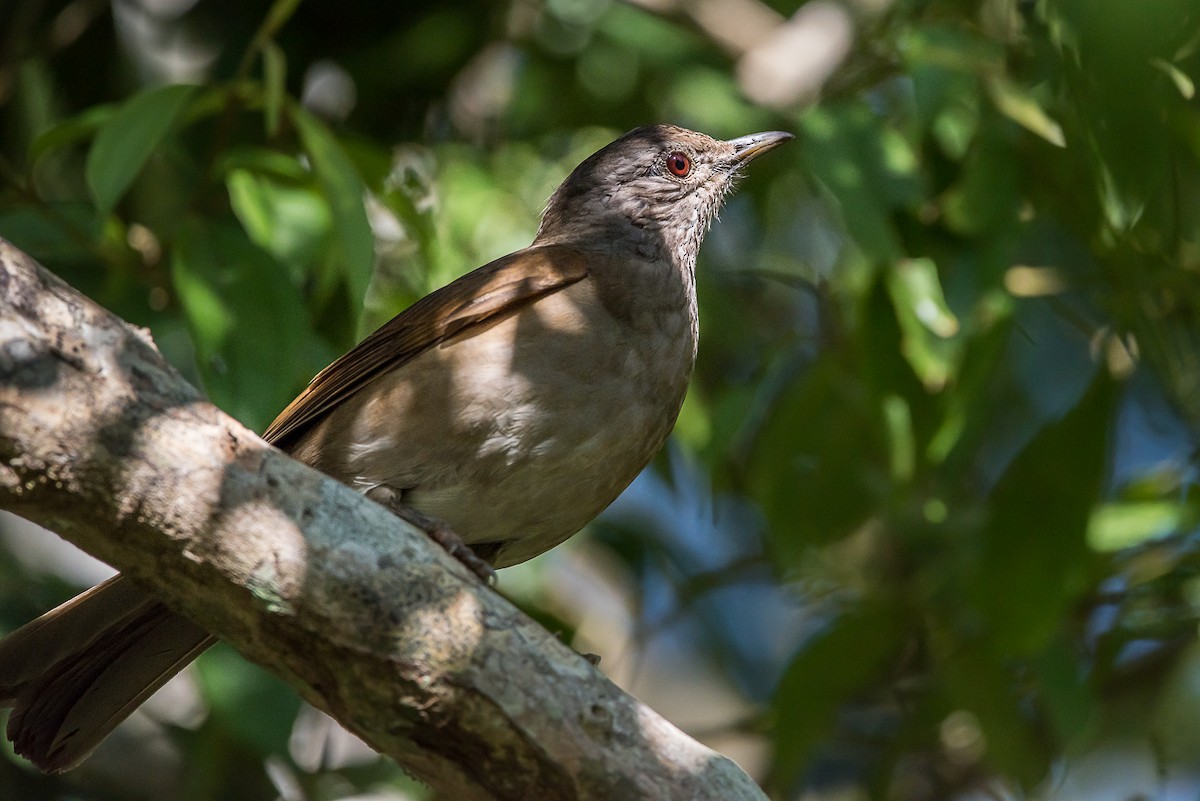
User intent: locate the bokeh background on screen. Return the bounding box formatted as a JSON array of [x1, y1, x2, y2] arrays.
[[2, 1, 1200, 799]]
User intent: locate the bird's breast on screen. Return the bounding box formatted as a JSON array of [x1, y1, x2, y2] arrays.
[[322, 268, 696, 566]]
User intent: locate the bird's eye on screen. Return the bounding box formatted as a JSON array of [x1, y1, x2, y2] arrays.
[[665, 151, 692, 177]]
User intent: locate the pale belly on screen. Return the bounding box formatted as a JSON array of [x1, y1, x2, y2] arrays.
[[296, 279, 695, 568]]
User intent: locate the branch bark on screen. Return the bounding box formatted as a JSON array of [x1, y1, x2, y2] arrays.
[[0, 239, 768, 801]]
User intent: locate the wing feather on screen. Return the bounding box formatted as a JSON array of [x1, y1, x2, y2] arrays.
[[262, 244, 591, 450]]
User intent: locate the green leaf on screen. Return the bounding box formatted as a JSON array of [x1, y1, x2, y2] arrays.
[[1151, 57, 1195, 99], [940, 121, 1021, 237], [770, 602, 903, 789], [939, 646, 1053, 786], [28, 103, 115, 165], [1087, 500, 1187, 552], [748, 358, 887, 554], [259, 0, 305, 42], [985, 75, 1065, 147], [290, 106, 374, 321], [902, 25, 993, 152], [262, 41, 287, 136], [195, 643, 301, 757], [969, 378, 1112, 654], [800, 104, 920, 264], [85, 83, 199, 216], [882, 394, 915, 482], [0, 203, 102, 263], [886, 257, 960, 391], [171, 218, 326, 430], [227, 167, 331, 272], [1153, 642, 1200, 765], [218, 146, 310, 182], [1034, 641, 1095, 746]]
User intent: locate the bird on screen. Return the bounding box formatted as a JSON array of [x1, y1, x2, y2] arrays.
[[0, 123, 792, 772]]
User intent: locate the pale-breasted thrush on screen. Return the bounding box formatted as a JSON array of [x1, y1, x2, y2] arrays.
[[0, 123, 792, 771]]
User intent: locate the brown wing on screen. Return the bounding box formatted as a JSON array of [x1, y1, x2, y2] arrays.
[[262, 243, 591, 450]]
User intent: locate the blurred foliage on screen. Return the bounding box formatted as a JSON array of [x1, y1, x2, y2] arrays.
[[2, 0, 1200, 800]]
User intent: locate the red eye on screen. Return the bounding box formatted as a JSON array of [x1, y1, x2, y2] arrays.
[[665, 151, 691, 177]]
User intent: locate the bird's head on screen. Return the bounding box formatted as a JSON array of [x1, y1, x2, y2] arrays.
[[536, 124, 792, 268]]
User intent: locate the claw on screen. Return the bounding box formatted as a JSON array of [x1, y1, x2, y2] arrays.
[[427, 524, 498, 585], [370, 493, 498, 585]]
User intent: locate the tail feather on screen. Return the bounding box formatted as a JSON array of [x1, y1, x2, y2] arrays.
[[0, 575, 214, 772]]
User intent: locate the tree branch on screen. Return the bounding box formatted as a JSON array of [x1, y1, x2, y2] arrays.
[[0, 238, 767, 801]]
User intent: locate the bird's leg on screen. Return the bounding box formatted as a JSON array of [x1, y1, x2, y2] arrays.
[[400, 506, 499, 585], [366, 488, 498, 585]]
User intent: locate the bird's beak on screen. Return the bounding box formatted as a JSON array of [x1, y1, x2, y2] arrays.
[[727, 130, 794, 164]]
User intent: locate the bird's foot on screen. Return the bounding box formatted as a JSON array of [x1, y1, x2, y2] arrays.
[[421, 519, 498, 586], [368, 489, 497, 585]]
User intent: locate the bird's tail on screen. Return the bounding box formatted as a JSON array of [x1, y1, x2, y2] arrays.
[[0, 574, 214, 772]]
